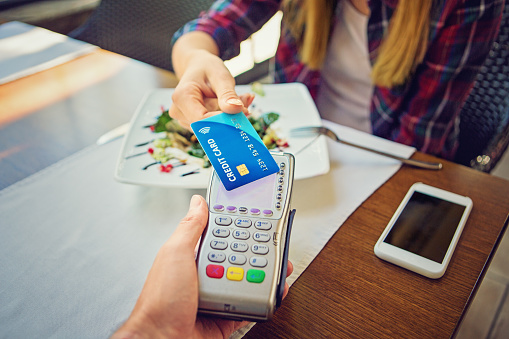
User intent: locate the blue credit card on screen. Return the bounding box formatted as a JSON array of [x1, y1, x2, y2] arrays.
[[191, 113, 279, 190]]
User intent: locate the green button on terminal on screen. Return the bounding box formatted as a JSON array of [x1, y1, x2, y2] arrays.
[[246, 269, 265, 283]]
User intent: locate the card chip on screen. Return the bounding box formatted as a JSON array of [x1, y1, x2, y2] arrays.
[[237, 164, 249, 176]]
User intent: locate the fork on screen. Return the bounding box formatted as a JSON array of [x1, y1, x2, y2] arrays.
[[291, 126, 443, 170]]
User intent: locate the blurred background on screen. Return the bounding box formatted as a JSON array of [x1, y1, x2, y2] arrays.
[[0, 0, 282, 81]]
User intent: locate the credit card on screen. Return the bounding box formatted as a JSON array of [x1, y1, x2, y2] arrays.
[[191, 113, 279, 190]]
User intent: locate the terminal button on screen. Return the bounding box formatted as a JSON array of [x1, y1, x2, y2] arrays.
[[206, 264, 224, 278], [254, 220, 272, 230], [208, 252, 226, 263], [228, 254, 247, 265], [262, 210, 273, 217], [253, 232, 270, 242], [252, 244, 269, 255], [246, 269, 265, 283], [226, 267, 244, 281], [249, 257, 268, 267], [215, 216, 232, 226], [212, 228, 230, 238], [210, 239, 228, 250], [235, 218, 252, 228], [232, 229, 250, 240], [231, 241, 249, 252]]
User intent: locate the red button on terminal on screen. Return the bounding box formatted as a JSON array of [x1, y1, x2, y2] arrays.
[[206, 264, 224, 278]]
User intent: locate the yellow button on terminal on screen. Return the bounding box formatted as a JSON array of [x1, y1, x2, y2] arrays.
[[226, 267, 244, 281]]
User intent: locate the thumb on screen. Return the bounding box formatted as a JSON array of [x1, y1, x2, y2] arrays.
[[172, 195, 209, 248], [208, 71, 244, 114], [220, 94, 244, 114], [216, 90, 244, 113]]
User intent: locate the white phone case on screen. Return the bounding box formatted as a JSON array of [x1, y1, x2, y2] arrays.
[[374, 182, 473, 279]]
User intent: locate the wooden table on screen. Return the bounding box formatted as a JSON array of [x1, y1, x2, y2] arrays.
[[246, 152, 509, 338], [1, 49, 508, 339]]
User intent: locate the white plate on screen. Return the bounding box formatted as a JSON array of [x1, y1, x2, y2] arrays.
[[115, 83, 329, 188]]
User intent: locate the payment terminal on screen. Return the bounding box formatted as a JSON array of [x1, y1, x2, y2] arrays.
[[196, 152, 296, 321]]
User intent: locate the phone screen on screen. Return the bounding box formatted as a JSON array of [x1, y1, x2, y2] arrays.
[[213, 173, 277, 210], [383, 192, 467, 263]]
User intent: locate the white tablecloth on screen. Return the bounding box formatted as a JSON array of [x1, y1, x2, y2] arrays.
[[0, 121, 414, 338]]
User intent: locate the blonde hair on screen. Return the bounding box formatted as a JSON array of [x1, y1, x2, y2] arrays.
[[281, 0, 432, 88]]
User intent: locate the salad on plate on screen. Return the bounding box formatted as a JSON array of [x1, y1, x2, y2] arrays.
[[137, 106, 289, 175]]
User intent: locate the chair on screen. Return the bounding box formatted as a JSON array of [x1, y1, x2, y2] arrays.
[[68, 0, 215, 72], [455, 3, 509, 172]]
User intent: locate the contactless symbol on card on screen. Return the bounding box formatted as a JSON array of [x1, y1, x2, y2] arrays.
[[191, 113, 279, 190]]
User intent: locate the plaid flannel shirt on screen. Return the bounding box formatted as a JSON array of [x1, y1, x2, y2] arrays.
[[172, 0, 504, 160]]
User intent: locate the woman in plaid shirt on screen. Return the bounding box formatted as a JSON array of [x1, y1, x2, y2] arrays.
[[169, 0, 504, 160]]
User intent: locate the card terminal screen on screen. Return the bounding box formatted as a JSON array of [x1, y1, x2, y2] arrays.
[[214, 173, 277, 210], [383, 192, 466, 263]]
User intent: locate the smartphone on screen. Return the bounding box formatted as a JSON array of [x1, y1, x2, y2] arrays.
[[196, 152, 296, 321], [374, 182, 473, 279]]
